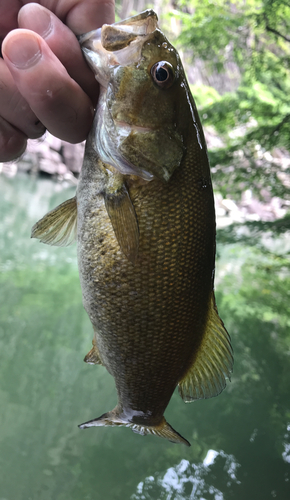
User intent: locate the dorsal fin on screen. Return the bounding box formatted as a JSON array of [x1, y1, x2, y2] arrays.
[[178, 292, 233, 401], [31, 197, 77, 247]]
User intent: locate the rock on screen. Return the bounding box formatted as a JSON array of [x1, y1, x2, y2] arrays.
[[61, 142, 85, 174], [0, 162, 18, 177], [15, 133, 83, 184]]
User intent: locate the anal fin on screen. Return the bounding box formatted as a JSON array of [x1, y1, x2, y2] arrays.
[[84, 339, 103, 365], [178, 292, 233, 401], [31, 196, 77, 246]]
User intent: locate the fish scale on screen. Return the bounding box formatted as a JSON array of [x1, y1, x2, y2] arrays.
[[31, 10, 233, 446]]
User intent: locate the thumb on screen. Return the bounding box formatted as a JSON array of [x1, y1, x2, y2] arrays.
[[2, 29, 94, 143]]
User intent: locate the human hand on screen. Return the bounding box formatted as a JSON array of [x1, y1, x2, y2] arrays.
[[0, 0, 115, 162]]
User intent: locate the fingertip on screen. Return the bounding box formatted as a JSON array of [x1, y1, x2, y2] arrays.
[[30, 119, 47, 140], [2, 29, 42, 70], [0, 117, 27, 162], [66, 0, 115, 35], [18, 4, 53, 39]]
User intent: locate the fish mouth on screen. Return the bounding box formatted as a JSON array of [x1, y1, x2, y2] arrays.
[[78, 9, 158, 52], [78, 10, 158, 86]]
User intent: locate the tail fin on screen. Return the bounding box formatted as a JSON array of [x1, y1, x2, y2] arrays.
[[78, 411, 190, 446]]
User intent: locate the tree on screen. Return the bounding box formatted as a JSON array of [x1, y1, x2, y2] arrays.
[[171, 0, 290, 200]]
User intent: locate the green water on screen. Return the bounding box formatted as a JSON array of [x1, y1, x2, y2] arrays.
[[0, 174, 289, 500]]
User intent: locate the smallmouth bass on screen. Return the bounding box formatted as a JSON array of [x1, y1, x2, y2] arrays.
[[32, 10, 233, 446]]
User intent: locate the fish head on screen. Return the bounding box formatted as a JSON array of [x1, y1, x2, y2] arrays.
[[79, 10, 191, 182]]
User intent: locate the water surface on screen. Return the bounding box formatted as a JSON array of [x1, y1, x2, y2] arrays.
[[0, 175, 289, 499]]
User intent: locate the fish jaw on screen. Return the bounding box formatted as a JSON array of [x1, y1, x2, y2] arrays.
[[79, 11, 159, 180], [78, 10, 158, 86]]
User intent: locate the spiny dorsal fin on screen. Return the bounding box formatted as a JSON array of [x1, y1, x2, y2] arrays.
[[104, 183, 139, 264], [178, 292, 233, 401], [84, 338, 103, 365], [31, 197, 77, 247]]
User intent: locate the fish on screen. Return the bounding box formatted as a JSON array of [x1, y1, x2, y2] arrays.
[[31, 10, 233, 446]]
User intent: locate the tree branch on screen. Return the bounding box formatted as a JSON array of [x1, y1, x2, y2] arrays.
[[266, 25, 290, 43], [272, 113, 290, 134]]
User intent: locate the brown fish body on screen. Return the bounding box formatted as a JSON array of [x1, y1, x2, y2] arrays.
[[77, 122, 215, 426], [32, 11, 233, 445]]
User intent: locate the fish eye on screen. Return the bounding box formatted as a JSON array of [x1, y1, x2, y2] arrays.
[[150, 61, 175, 89]]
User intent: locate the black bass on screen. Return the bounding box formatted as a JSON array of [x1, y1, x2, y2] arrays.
[[32, 10, 233, 446]]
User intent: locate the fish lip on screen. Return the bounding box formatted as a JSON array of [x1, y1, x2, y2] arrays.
[[78, 9, 158, 46], [101, 9, 158, 50], [113, 8, 158, 30], [77, 27, 101, 46]]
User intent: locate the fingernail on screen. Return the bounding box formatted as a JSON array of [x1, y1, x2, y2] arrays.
[[19, 5, 53, 39], [5, 34, 42, 69]]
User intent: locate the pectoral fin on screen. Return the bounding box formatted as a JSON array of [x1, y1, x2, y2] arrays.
[[104, 182, 139, 264], [31, 197, 77, 246], [178, 292, 233, 401]]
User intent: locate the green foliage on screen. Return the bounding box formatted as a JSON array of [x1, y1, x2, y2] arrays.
[[172, 0, 290, 199], [189, 83, 221, 108]]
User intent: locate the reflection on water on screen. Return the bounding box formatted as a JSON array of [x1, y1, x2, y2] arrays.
[[133, 451, 241, 499], [283, 424, 290, 465], [0, 175, 289, 499]]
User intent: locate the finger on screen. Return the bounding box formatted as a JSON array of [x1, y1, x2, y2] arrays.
[[18, 3, 98, 104], [0, 58, 46, 139], [53, 0, 115, 35], [0, 115, 27, 162], [0, 0, 20, 42], [2, 29, 94, 144], [0, 0, 116, 43]]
